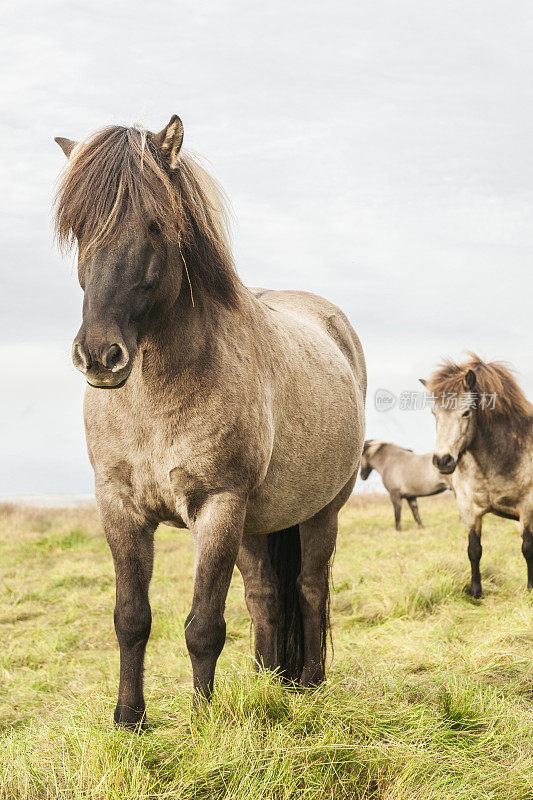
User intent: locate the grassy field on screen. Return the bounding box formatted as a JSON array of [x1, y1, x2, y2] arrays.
[[1, 494, 533, 799]]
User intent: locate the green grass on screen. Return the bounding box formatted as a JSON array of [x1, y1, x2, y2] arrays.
[[1, 495, 533, 799]]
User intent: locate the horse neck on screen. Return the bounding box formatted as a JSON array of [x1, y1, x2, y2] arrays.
[[139, 280, 250, 380], [469, 412, 528, 476], [145, 293, 209, 364], [369, 446, 388, 473]]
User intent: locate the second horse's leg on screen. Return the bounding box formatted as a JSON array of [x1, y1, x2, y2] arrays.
[[467, 519, 483, 598], [521, 518, 533, 589], [408, 498, 423, 527], [390, 491, 402, 530]]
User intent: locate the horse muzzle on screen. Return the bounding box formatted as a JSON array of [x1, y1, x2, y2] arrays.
[[432, 453, 456, 474], [72, 337, 133, 389]]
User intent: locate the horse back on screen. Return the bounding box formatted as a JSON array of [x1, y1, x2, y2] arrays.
[[250, 288, 366, 393]]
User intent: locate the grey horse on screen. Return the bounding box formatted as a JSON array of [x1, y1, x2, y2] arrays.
[[360, 440, 448, 530], [422, 353, 533, 598], [53, 116, 366, 728]]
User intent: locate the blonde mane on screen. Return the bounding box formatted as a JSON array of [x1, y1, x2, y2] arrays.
[[427, 353, 531, 419], [54, 124, 240, 306]]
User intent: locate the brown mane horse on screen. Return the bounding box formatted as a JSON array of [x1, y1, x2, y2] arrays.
[[54, 116, 366, 728], [421, 354, 533, 598]]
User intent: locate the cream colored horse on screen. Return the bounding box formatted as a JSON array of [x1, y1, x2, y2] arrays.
[[360, 440, 448, 529], [422, 354, 533, 598]]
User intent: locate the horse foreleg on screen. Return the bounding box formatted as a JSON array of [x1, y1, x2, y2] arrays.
[[99, 499, 156, 729], [408, 498, 423, 527], [236, 534, 278, 671], [390, 491, 402, 530], [185, 492, 246, 699], [521, 522, 533, 589], [467, 519, 483, 598]]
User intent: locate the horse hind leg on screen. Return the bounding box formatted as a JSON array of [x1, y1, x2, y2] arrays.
[[408, 498, 424, 527], [297, 517, 335, 687], [297, 473, 356, 687]]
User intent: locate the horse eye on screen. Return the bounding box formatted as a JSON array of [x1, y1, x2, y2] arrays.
[[462, 409, 471, 417], [148, 221, 160, 234]]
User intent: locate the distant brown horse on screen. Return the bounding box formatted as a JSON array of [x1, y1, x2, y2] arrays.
[[360, 440, 449, 529], [54, 116, 366, 728], [421, 354, 533, 598]]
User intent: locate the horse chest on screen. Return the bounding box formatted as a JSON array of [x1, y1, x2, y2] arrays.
[[100, 438, 179, 517], [457, 460, 523, 518], [87, 403, 180, 510], [87, 394, 269, 525]]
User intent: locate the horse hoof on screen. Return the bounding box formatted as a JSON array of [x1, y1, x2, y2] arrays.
[[469, 586, 482, 599], [113, 705, 146, 731], [299, 671, 325, 689], [191, 690, 213, 715]]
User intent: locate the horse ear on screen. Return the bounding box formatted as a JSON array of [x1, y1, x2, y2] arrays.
[[152, 115, 184, 170], [464, 369, 477, 391], [419, 378, 427, 388], [54, 137, 78, 158]]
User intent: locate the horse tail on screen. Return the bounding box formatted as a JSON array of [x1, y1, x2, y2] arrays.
[[267, 525, 304, 683]]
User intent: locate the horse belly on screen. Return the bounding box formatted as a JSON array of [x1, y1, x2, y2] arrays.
[[244, 363, 364, 533]]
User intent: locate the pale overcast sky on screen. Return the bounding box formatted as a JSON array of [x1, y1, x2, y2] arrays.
[[1, 0, 531, 495]]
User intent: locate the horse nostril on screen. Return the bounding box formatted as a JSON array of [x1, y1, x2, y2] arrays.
[[102, 343, 129, 372], [72, 341, 91, 373], [434, 453, 456, 473]]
